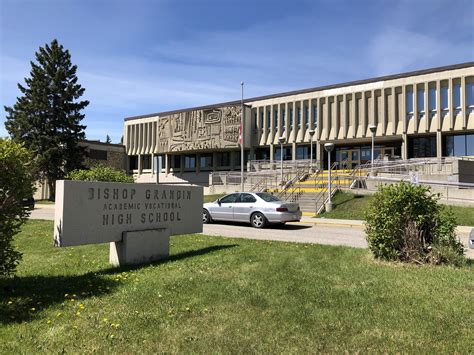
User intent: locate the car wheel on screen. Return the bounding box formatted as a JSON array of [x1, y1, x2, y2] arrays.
[[203, 209, 212, 224], [251, 212, 266, 228]]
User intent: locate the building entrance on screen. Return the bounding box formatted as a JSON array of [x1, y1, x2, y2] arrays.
[[336, 146, 398, 169]]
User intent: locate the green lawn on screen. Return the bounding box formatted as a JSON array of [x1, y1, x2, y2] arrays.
[[317, 191, 474, 226], [35, 199, 55, 205], [1, 220, 473, 352]]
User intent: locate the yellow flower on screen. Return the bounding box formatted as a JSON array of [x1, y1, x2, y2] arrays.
[[7, 301, 13, 305], [102, 318, 108, 322], [76, 311, 81, 316], [56, 312, 63, 317], [30, 307, 36, 311], [47, 320, 52, 324]]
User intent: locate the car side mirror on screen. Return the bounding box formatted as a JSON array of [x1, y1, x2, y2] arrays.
[[217, 199, 221, 206]]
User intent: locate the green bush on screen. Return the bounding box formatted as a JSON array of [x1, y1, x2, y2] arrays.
[[364, 182, 465, 266], [0, 138, 36, 276], [66, 165, 133, 183]]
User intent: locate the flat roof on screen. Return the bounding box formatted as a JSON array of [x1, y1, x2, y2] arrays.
[[124, 61, 474, 122]]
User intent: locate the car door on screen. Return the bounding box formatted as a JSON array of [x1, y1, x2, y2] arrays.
[[233, 193, 257, 222], [210, 193, 239, 221]]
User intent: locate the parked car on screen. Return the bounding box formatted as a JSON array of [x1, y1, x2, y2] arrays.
[[22, 196, 35, 210], [203, 192, 301, 228]]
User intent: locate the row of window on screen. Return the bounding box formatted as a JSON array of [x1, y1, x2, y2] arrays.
[[257, 106, 318, 131], [254, 83, 474, 130], [406, 83, 474, 115], [408, 133, 474, 158]]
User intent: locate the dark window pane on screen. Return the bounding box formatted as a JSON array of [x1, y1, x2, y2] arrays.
[[220, 193, 239, 203], [443, 136, 454, 157], [429, 88, 436, 111]]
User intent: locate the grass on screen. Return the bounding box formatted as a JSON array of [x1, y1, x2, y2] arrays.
[[35, 200, 55, 205], [317, 191, 474, 226], [1, 220, 473, 352]]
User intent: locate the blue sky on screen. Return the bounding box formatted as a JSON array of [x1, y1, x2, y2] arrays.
[[1, 0, 473, 143]]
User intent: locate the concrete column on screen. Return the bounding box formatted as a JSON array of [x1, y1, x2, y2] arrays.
[[317, 98, 323, 141], [138, 154, 142, 175], [165, 154, 169, 175], [436, 80, 442, 131], [277, 104, 282, 140], [391, 87, 396, 135], [436, 131, 443, 158], [449, 78, 454, 130], [316, 142, 323, 169], [361, 92, 367, 137], [343, 94, 348, 138], [292, 142, 297, 161], [381, 89, 386, 135], [300, 99, 305, 141], [324, 98, 330, 140], [402, 86, 407, 133], [401, 133, 408, 160], [308, 99, 313, 131], [269, 144, 274, 161], [151, 153, 155, 175], [424, 82, 429, 132], [461, 76, 467, 129], [352, 93, 357, 138], [262, 106, 268, 142]]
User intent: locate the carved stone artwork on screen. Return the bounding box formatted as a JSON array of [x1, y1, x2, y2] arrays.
[[157, 105, 243, 153]]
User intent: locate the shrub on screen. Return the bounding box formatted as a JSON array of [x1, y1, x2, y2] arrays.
[[364, 182, 465, 266], [0, 138, 36, 276], [66, 165, 134, 183]]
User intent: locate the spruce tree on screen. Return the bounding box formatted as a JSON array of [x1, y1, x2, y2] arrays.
[[4, 40, 89, 200]]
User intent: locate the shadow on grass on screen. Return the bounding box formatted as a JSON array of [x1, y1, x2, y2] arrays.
[[101, 244, 239, 275], [0, 273, 117, 325], [207, 221, 312, 230], [0, 244, 238, 324]]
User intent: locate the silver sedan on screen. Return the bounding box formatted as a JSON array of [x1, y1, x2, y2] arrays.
[[203, 192, 302, 228]]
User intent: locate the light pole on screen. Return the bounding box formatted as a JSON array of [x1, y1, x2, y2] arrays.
[[324, 142, 335, 212], [279, 136, 286, 185], [308, 129, 315, 173], [369, 125, 376, 174]]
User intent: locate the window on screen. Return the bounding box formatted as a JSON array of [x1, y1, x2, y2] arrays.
[[238, 193, 256, 203], [305, 106, 309, 128], [172, 155, 181, 169], [216, 152, 230, 167], [467, 83, 474, 107], [275, 147, 292, 160], [255, 148, 270, 160], [441, 86, 449, 110], [406, 89, 414, 116], [289, 108, 293, 129], [199, 154, 213, 170], [408, 136, 436, 158], [453, 84, 461, 109], [443, 134, 474, 157], [220, 193, 240, 203], [417, 89, 425, 114], [141, 155, 151, 170], [296, 146, 309, 160], [429, 88, 436, 112], [260, 111, 264, 129], [274, 110, 278, 131], [297, 108, 301, 128], [256, 192, 281, 202], [184, 155, 196, 169], [282, 109, 286, 128], [313, 105, 317, 127], [129, 156, 138, 170], [89, 149, 107, 160]]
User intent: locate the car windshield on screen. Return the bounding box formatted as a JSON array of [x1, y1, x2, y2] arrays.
[[256, 192, 281, 202]]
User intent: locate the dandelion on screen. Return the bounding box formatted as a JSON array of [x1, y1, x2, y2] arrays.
[[185, 307, 190, 312], [56, 312, 63, 317], [76, 311, 81, 316], [102, 318, 108, 323], [7, 301, 13, 305], [73, 325, 78, 329], [79, 304, 85, 309], [47, 320, 52, 324], [64, 293, 69, 297], [30, 307, 36, 311]]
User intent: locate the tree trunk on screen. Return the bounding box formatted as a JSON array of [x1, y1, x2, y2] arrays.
[[48, 179, 56, 201]]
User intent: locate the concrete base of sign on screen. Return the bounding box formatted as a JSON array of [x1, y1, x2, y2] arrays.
[[325, 202, 333, 212], [109, 228, 170, 266]]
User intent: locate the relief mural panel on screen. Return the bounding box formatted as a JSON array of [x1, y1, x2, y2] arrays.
[[157, 105, 245, 153]]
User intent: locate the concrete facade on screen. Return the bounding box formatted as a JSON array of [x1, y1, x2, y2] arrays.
[[123, 62, 474, 185]]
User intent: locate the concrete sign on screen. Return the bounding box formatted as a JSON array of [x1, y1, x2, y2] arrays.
[[54, 180, 203, 265]]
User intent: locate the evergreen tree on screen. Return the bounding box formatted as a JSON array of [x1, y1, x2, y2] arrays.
[[4, 40, 89, 200], [105, 134, 111, 144]]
